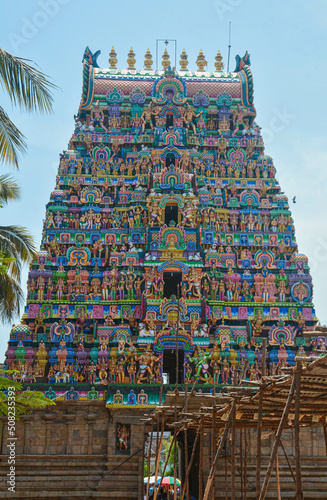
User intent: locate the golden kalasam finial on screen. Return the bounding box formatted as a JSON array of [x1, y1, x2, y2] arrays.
[[162, 48, 170, 70], [196, 50, 207, 71], [144, 48, 153, 70], [179, 49, 188, 70], [215, 50, 224, 71], [127, 47, 136, 70], [108, 46, 117, 69]]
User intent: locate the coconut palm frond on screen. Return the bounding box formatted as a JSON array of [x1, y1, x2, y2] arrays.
[[0, 225, 37, 263], [0, 106, 26, 168], [0, 48, 57, 114], [0, 174, 20, 204], [0, 271, 23, 322]]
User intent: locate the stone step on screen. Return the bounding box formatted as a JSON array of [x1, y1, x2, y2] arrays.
[[0, 470, 105, 476]]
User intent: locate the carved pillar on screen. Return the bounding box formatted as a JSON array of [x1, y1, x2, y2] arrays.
[[63, 414, 76, 454], [21, 415, 34, 454], [42, 413, 56, 455], [85, 412, 97, 455]]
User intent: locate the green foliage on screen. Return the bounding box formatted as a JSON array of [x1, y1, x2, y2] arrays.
[[162, 435, 176, 476], [0, 48, 55, 322], [0, 48, 57, 168], [0, 370, 55, 419]]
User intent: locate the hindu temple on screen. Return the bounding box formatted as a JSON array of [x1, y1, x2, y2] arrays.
[[1, 45, 326, 499]]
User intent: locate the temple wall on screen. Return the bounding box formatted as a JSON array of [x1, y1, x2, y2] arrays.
[[0, 403, 327, 498]]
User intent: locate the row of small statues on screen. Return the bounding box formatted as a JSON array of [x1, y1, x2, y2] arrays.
[[58, 151, 275, 180], [7, 342, 317, 386], [44, 207, 294, 234], [76, 101, 256, 136]]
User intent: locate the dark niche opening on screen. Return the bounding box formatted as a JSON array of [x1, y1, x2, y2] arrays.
[[166, 113, 174, 129], [163, 349, 184, 385], [166, 152, 175, 167], [163, 271, 182, 298], [165, 204, 179, 225]]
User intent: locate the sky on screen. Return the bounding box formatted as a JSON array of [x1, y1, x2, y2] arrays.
[[1, 0, 327, 362]]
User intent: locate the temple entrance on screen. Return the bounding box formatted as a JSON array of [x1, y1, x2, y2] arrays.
[[163, 349, 184, 385], [163, 271, 182, 298], [165, 203, 179, 225]]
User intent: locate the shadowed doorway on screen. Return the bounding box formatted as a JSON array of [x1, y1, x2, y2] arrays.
[[163, 271, 182, 298]]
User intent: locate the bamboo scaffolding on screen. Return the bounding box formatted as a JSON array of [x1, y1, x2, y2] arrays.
[[231, 404, 236, 500], [180, 424, 201, 500], [145, 422, 154, 500], [279, 439, 296, 485], [147, 354, 327, 500], [294, 366, 303, 500], [203, 401, 236, 500], [258, 376, 296, 500], [276, 454, 281, 500]]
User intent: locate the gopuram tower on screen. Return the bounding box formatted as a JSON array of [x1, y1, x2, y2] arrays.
[[2, 47, 321, 499]]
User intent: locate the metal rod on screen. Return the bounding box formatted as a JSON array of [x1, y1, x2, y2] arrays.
[[227, 22, 232, 73], [155, 39, 177, 71]]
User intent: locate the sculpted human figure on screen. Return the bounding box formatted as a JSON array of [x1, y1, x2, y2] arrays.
[[90, 101, 108, 132], [141, 103, 158, 132], [183, 104, 203, 134], [187, 347, 211, 383]]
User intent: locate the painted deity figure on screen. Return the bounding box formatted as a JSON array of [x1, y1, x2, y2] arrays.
[[140, 103, 158, 132], [183, 104, 203, 134], [187, 347, 211, 383], [90, 101, 108, 132]]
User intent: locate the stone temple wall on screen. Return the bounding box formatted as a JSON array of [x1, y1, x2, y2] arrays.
[[1, 403, 327, 498]]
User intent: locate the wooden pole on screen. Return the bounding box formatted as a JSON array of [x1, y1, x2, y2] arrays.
[[153, 416, 165, 500], [244, 428, 248, 499], [180, 424, 201, 500], [256, 339, 267, 498], [199, 417, 204, 500], [323, 421, 327, 455], [294, 366, 303, 500], [258, 376, 296, 500], [240, 428, 243, 500], [276, 454, 281, 500], [256, 386, 263, 498], [225, 441, 228, 500], [173, 433, 177, 500], [203, 401, 236, 500], [184, 385, 189, 500], [211, 387, 217, 500], [279, 439, 296, 485], [145, 422, 154, 500], [262, 338, 267, 379], [156, 431, 178, 496], [175, 285, 180, 390], [231, 405, 236, 500]]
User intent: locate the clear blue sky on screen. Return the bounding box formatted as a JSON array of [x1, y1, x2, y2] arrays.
[[1, 0, 327, 361]]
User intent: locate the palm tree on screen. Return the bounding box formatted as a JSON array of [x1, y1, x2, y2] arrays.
[[0, 174, 36, 321], [0, 48, 57, 168], [0, 48, 57, 321]]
